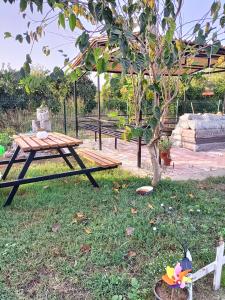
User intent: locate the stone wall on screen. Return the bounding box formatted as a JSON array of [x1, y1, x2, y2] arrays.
[[171, 113, 225, 151]]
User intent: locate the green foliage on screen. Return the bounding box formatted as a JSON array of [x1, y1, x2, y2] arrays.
[[0, 128, 15, 148], [158, 138, 173, 151], [177, 72, 225, 114], [0, 66, 96, 116]]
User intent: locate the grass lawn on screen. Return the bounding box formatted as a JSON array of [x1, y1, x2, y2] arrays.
[[0, 160, 225, 299]]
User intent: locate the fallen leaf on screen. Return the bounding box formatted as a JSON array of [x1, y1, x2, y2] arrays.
[[170, 195, 177, 199], [113, 205, 118, 213], [84, 227, 92, 234], [131, 208, 138, 214], [147, 203, 154, 209], [80, 244, 91, 254], [126, 227, 134, 236], [43, 185, 49, 189], [72, 212, 87, 224], [189, 193, 194, 199], [127, 250, 137, 258], [149, 218, 157, 225], [52, 223, 61, 233]]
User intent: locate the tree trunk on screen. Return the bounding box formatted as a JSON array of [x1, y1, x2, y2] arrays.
[[147, 139, 162, 186]]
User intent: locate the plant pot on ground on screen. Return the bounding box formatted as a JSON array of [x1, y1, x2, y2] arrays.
[[159, 138, 173, 166], [154, 280, 189, 300]]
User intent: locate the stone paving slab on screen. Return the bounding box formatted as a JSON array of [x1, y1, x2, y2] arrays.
[[80, 138, 225, 181]]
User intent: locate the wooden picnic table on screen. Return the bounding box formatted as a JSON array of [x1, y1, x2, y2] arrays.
[[0, 132, 121, 207]]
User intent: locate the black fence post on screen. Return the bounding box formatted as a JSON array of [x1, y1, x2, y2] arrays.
[[74, 81, 78, 138], [63, 98, 67, 135]]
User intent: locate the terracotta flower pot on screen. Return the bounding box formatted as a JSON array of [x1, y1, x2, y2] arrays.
[[160, 150, 171, 166], [154, 280, 189, 300]]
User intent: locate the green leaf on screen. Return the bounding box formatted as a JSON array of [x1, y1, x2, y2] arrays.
[[26, 54, 32, 64], [165, 18, 176, 44], [4, 32, 12, 39], [220, 16, 225, 28], [212, 41, 221, 54], [96, 57, 107, 74], [20, 0, 27, 12], [93, 47, 101, 62], [131, 127, 143, 138], [70, 68, 82, 81], [143, 128, 152, 144], [95, 2, 103, 21], [195, 29, 206, 45], [23, 61, 30, 74], [211, 1, 221, 23], [15, 34, 23, 43], [153, 106, 160, 119], [69, 13, 76, 31], [103, 6, 113, 24], [88, 0, 95, 17], [193, 23, 201, 34], [76, 32, 90, 52], [26, 33, 31, 44], [148, 116, 158, 129], [59, 13, 65, 29]]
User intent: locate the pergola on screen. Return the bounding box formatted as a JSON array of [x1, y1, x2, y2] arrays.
[[69, 35, 225, 167]]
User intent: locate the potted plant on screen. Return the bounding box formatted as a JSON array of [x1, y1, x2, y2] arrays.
[[154, 254, 192, 300], [158, 138, 173, 166]]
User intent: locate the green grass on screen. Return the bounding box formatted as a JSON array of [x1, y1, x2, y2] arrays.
[[0, 161, 225, 299]]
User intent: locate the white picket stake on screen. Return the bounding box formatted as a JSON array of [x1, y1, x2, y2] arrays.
[[213, 239, 225, 290], [188, 240, 225, 299]]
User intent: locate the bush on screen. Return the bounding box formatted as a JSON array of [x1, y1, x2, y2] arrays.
[[0, 128, 15, 148]]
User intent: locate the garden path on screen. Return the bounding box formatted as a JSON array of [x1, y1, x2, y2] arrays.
[[81, 138, 225, 181]]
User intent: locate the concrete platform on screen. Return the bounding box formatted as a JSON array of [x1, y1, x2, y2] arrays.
[[80, 138, 225, 181]]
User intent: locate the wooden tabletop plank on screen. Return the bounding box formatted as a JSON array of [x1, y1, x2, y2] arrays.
[[53, 132, 83, 145], [49, 133, 79, 146], [31, 136, 50, 149], [19, 135, 41, 150], [47, 135, 68, 147], [14, 137, 31, 151], [14, 132, 82, 151], [42, 138, 58, 148]]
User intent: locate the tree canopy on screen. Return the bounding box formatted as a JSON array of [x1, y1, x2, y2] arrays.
[[0, 66, 97, 114]]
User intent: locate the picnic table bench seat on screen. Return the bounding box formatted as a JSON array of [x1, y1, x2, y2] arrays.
[[78, 149, 122, 168]]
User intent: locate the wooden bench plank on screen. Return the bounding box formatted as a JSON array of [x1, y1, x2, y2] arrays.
[[78, 149, 121, 168], [80, 149, 121, 165]]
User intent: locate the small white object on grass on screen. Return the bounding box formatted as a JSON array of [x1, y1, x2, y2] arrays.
[[136, 186, 153, 196]]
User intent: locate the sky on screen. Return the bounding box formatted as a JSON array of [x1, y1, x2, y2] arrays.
[[0, 0, 224, 72]]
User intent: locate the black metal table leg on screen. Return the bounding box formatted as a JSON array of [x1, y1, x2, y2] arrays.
[[57, 148, 74, 169], [3, 150, 36, 207], [1, 146, 20, 180], [68, 146, 99, 188]]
